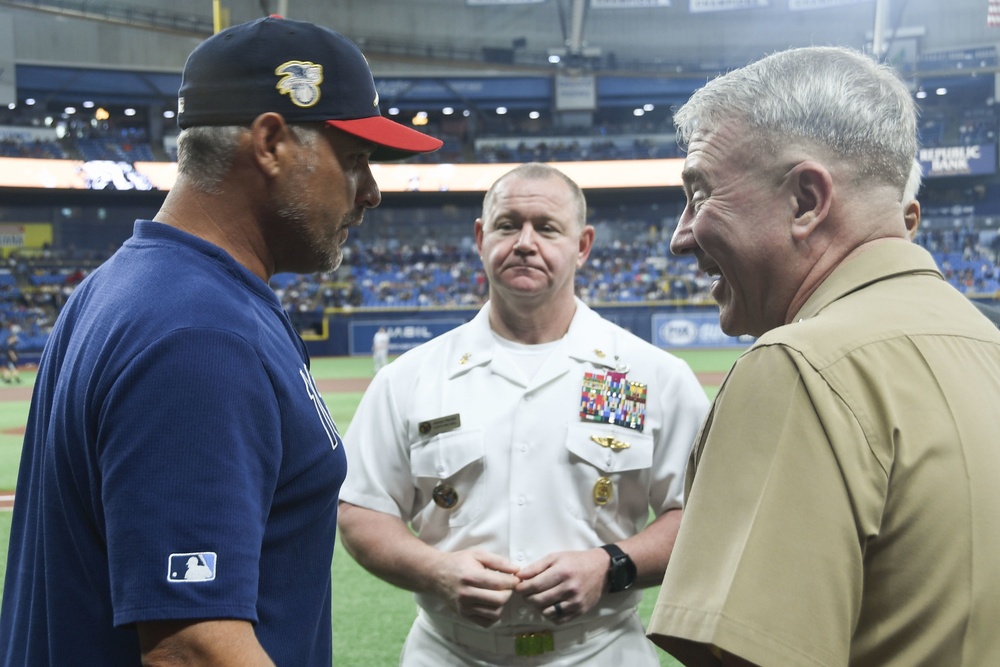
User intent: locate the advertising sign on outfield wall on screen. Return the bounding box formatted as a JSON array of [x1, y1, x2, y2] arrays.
[[652, 311, 754, 349], [918, 143, 997, 178], [348, 319, 467, 357]]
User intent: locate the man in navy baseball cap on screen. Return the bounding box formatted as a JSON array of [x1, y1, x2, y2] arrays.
[[178, 15, 442, 161], [0, 15, 438, 667]]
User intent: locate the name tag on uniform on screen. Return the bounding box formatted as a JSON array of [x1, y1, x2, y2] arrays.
[[418, 413, 461, 437]]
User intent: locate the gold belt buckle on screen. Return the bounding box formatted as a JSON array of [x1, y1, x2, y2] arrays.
[[514, 630, 555, 657]]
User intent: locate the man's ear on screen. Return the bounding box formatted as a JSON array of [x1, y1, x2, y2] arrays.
[[474, 218, 485, 256], [248, 112, 291, 178], [576, 225, 595, 267], [904, 200, 921, 240], [787, 160, 833, 242]]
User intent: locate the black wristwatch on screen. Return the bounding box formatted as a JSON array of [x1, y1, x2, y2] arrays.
[[600, 543, 637, 593]]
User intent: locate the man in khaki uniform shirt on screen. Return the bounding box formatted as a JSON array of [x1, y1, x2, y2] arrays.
[[647, 45, 1000, 667]]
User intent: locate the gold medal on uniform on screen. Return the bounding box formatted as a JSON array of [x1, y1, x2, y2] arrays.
[[432, 482, 459, 509], [592, 476, 613, 506]]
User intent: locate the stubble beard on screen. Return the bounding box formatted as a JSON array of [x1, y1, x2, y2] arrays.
[[274, 186, 365, 275]]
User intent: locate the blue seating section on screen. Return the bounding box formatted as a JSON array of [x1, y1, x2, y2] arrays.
[[2, 224, 1000, 357]]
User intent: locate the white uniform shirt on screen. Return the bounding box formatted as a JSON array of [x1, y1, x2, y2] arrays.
[[342, 299, 708, 630]]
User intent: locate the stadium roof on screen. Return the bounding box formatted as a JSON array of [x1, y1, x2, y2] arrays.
[[1, 0, 997, 77]]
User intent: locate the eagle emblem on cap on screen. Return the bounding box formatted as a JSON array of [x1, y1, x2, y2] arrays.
[[275, 60, 323, 108]]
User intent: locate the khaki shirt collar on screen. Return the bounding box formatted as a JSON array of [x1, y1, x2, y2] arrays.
[[793, 240, 944, 323]]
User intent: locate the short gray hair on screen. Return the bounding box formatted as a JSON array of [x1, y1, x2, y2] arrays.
[[902, 158, 922, 203], [482, 162, 587, 227], [175, 125, 245, 193], [175, 123, 325, 193], [674, 46, 918, 190]]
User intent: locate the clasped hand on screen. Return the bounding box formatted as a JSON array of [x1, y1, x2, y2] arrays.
[[432, 548, 609, 627]]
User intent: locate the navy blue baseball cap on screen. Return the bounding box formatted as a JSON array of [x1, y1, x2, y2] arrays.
[[177, 15, 442, 161]]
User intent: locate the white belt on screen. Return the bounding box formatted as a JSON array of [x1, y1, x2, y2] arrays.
[[421, 609, 634, 658]]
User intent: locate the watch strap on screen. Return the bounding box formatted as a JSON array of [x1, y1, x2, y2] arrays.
[[600, 543, 635, 592], [600, 543, 626, 561]]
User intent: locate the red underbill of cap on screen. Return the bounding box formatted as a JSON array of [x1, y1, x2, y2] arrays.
[[327, 117, 443, 155]]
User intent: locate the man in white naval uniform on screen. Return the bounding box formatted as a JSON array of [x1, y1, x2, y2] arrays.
[[338, 163, 709, 666]]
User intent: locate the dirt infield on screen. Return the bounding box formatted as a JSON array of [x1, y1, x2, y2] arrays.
[[0, 385, 33, 401]]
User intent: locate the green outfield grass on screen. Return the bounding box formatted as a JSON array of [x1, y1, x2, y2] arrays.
[[0, 349, 742, 665]]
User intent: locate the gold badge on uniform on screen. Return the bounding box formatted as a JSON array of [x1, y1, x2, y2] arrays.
[[590, 435, 631, 451], [432, 483, 460, 509], [593, 477, 613, 506]]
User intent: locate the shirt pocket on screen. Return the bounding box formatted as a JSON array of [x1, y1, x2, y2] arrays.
[[411, 429, 485, 527], [563, 421, 654, 528]]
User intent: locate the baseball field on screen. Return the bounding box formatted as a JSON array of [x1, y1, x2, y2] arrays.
[[0, 348, 742, 665]]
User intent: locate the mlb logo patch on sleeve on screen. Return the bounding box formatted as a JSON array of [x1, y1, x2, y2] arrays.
[[168, 552, 217, 583]]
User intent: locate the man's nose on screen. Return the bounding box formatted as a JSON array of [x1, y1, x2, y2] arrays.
[[513, 225, 537, 253], [670, 211, 696, 256], [357, 163, 382, 209]]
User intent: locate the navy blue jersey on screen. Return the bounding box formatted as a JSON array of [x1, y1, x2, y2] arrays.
[[0, 221, 346, 666]]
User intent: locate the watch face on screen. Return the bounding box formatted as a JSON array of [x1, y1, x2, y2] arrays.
[[602, 544, 637, 593], [610, 555, 637, 592], [622, 557, 637, 590]]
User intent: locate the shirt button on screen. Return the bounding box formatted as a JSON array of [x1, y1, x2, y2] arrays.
[[519, 442, 528, 452], [517, 495, 526, 506], [516, 552, 526, 561]]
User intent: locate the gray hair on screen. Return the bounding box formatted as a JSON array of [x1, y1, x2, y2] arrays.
[[674, 46, 918, 190], [175, 123, 325, 193], [482, 162, 587, 227], [175, 126, 245, 193], [902, 158, 922, 203]]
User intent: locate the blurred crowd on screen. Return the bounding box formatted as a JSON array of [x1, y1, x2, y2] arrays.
[[2, 218, 999, 359]]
